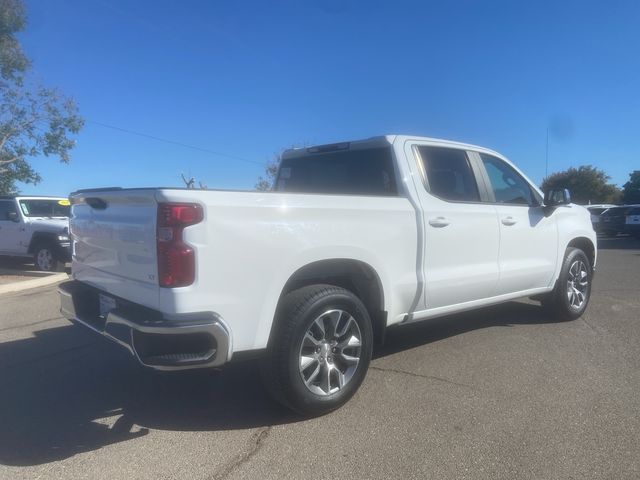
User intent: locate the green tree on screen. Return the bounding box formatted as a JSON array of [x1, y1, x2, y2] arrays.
[[541, 165, 621, 205], [621, 170, 640, 204], [0, 0, 83, 194]]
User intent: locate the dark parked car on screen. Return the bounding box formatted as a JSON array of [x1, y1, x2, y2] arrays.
[[625, 206, 640, 238], [586, 204, 616, 232], [599, 206, 635, 237]]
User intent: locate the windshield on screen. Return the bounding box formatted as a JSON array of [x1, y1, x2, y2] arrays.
[[588, 207, 609, 215], [602, 207, 630, 217], [19, 199, 70, 218]]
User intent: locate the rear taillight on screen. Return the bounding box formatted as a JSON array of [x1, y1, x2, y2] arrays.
[[157, 203, 203, 288]]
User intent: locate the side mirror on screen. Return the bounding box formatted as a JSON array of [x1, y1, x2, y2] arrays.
[[544, 188, 571, 207], [7, 211, 19, 222]]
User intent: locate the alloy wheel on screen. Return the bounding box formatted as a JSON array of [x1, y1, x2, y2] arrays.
[[298, 309, 362, 396], [566, 260, 589, 309], [37, 248, 54, 271]]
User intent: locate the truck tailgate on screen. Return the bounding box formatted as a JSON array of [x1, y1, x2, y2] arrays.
[[70, 189, 159, 306]]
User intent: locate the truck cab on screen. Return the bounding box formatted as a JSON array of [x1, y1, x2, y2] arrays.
[[0, 196, 71, 271]]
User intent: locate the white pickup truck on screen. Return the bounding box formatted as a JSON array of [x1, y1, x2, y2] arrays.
[[59, 135, 596, 415]]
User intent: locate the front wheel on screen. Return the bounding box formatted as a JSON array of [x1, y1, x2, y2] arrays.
[[34, 245, 63, 272], [261, 284, 373, 416], [541, 247, 592, 321]]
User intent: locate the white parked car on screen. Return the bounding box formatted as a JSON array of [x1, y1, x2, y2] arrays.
[[59, 136, 597, 414], [0, 196, 71, 271]]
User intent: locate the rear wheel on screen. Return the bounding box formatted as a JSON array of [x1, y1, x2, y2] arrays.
[[34, 245, 63, 272], [541, 247, 592, 321], [261, 284, 373, 416]]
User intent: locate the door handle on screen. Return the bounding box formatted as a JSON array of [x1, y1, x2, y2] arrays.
[[501, 216, 517, 226], [428, 217, 450, 228]]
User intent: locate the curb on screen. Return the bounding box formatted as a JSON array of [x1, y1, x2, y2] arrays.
[[0, 273, 68, 295]]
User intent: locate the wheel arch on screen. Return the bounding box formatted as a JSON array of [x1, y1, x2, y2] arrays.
[[566, 236, 596, 272], [271, 258, 387, 346], [27, 231, 59, 254]]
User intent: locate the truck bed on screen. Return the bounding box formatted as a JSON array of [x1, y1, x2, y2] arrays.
[[69, 187, 419, 352]]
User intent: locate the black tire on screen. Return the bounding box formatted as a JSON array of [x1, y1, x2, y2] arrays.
[[33, 244, 63, 272], [541, 247, 592, 321], [261, 284, 373, 416]]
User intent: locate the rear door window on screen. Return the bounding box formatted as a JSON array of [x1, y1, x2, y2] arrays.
[[416, 146, 480, 202]]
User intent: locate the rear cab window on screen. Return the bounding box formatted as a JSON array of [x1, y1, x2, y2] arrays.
[[275, 146, 397, 196]]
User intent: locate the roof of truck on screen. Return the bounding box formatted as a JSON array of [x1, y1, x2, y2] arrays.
[[281, 135, 505, 160]]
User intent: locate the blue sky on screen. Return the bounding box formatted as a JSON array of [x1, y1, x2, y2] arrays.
[[18, 0, 640, 196]]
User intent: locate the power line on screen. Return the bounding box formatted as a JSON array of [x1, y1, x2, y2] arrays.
[[2, 107, 268, 167], [88, 120, 265, 166]]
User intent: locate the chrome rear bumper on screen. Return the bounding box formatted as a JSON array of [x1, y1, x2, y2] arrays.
[[58, 280, 231, 370]]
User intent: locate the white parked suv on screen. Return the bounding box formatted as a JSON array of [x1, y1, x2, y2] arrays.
[[59, 136, 597, 414], [0, 196, 71, 271]]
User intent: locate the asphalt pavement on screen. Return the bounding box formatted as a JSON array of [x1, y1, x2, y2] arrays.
[[0, 237, 638, 480]]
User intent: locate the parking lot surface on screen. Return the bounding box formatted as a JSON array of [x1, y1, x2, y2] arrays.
[[0, 237, 638, 480]]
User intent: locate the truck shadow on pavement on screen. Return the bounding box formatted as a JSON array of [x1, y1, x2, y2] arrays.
[[376, 301, 558, 359], [0, 323, 299, 467], [0, 300, 560, 467]]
